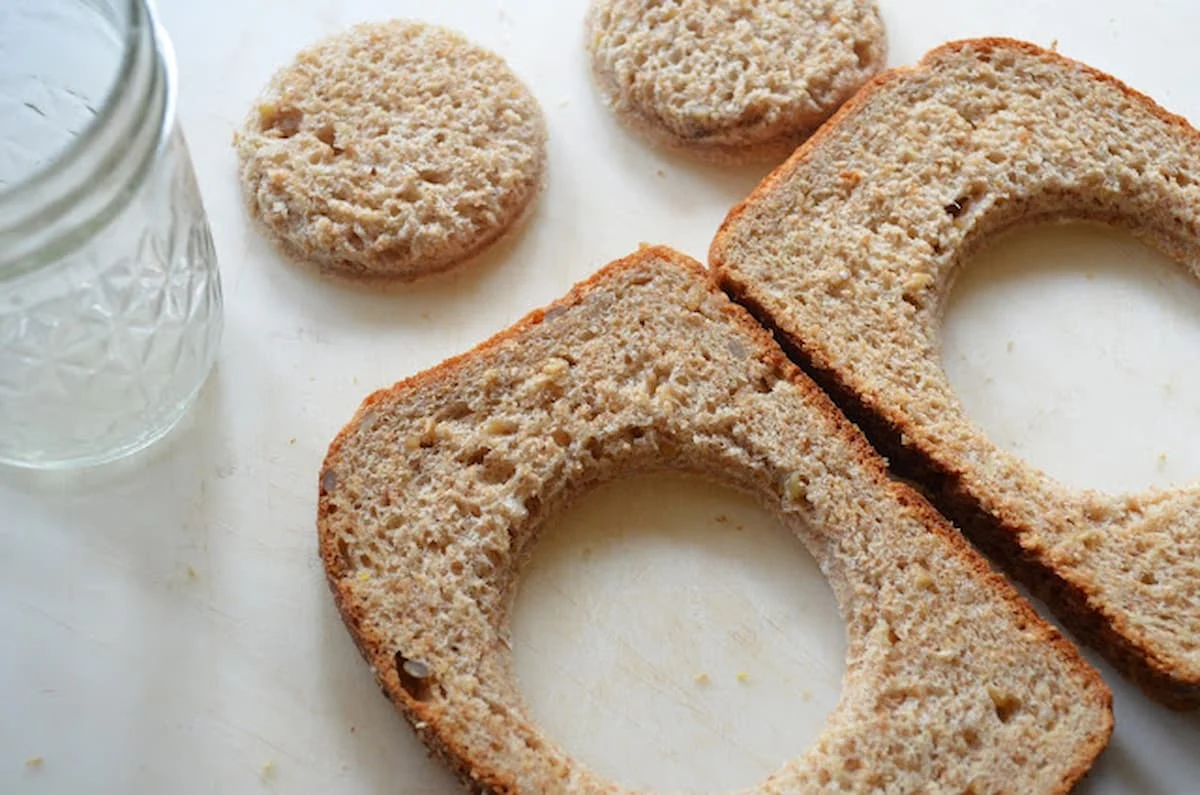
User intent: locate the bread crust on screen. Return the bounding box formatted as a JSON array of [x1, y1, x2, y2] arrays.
[[711, 38, 1200, 707], [319, 246, 1111, 792]]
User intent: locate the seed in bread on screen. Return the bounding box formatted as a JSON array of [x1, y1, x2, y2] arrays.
[[235, 20, 547, 282], [318, 246, 1111, 793], [586, 0, 887, 162], [711, 37, 1200, 707]]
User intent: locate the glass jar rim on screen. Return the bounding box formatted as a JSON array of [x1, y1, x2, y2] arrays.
[[0, 0, 176, 279], [0, 0, 142, 203]]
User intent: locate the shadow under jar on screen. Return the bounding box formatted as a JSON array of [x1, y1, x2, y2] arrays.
[[0, 0, 223, 468]]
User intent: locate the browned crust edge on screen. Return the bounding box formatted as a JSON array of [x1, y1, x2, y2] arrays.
[[708, 38, 1200, 710], [319, 244, 1113, 792]]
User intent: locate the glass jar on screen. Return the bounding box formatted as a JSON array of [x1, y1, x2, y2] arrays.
[[0, 0, 223, 469]]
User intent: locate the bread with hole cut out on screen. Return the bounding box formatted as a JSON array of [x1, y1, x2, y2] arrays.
[[710, 38, 1200, 708], [318, 246, 1111, 792]]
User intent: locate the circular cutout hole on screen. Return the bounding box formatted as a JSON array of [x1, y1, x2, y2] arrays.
[[511, 473, 846, 792], [942, 221, 1200, 493]]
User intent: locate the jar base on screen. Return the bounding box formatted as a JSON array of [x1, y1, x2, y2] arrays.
[[0, 375, 210, 471]]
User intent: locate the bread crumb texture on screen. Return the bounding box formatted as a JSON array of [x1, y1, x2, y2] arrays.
[[318, 246, 1110, 793], [587, 0, 886, 161], [236, 20, 547, 281], [711, 38, 1200, 706]]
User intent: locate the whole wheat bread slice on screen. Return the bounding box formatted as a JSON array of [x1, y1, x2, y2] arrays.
[[318, 246, 1111, 792], [710, 38, 1200, 708]]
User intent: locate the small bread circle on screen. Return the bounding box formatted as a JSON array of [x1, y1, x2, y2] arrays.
[[587, 0, 886, 162], [236, 20, 547, 282]]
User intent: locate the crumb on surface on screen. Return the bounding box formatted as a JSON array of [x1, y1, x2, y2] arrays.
[[1005, 340, 1014, 353], [694, 672, 710, 685], [289, 437, 297, 445], [186, 565, 198, 580], [260, 760, 277, 780], [25, 756, 43, 769], [736, 671, 750, 683]]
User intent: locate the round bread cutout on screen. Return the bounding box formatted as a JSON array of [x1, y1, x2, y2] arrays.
[[318, 247, 1110, 792], [236, 20, 547, 282], [711, 39, 1200, 706], [586, 0, 887, 162]]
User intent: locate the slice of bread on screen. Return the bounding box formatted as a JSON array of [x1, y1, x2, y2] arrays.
[[710, 38, 1200, 708], [319, 246, 1111, 792]]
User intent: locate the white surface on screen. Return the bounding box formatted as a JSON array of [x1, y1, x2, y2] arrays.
[[3, 0, 1200, 792], [943, 222, 1200, 495]]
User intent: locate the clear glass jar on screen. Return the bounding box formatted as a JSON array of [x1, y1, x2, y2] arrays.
[[0, 0, 223, 469]]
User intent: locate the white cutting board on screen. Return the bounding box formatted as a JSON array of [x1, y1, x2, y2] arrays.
[[2, 0, 1200, 792]]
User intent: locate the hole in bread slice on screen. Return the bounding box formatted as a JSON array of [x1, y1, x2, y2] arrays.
[[944, 221, 1200, 493], [510, 472, 845, 792]]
